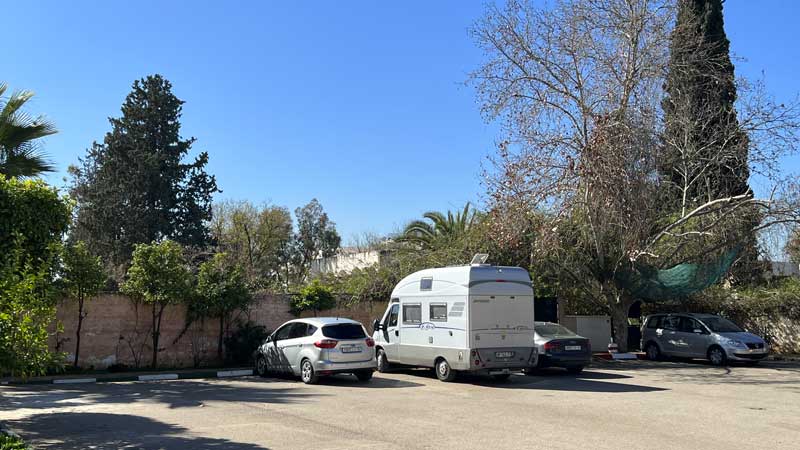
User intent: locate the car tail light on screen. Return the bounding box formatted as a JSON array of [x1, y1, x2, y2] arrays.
[[314, 339, 338, 349], [544, 341, 561, 352], [365, 337, 375, 347]]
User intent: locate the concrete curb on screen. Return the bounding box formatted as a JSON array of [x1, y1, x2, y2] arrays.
[[593, 352, 646, 361], [1, 368, 254, 386]]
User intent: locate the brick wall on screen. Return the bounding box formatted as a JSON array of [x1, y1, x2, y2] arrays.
[[52, 293, 389, 369]]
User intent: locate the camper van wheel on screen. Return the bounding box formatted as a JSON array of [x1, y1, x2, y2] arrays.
[[376, 348, 390, 373], [435, 358, 457, 382]]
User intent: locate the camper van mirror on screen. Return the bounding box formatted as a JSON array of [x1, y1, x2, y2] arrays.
[[372, 319, 383, 332], [470, 253, 489, 265]]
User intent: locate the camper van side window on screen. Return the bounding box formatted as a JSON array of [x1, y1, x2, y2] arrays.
[[386, 304, 399, 327], [430, 303, 447, 322], [402, 304, 422, 324], [420, 277, 433, 291]]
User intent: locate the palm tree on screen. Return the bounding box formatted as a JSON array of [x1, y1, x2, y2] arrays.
[[400, 203, 478, 248], [0, 83, 56, 178]]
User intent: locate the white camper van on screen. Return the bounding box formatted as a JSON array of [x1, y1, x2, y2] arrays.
[[372, 260, 538, 381]]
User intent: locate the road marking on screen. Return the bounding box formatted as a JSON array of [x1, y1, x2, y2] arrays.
[[138, 374, 179, 381], [217, 369, 254, 377], [53, 378, 97, 384]]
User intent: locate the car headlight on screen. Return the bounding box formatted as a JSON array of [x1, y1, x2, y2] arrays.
[[721, 338, 747, 348]]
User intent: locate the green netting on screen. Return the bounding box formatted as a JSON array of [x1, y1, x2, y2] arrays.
[[617, 247, 740, 301]]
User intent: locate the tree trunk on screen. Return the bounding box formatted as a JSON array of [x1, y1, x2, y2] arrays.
[[217, 315, 225, 363], [74, 297, 84, 368], [151, 303, 165, 369], [609, 293, 636, 353]]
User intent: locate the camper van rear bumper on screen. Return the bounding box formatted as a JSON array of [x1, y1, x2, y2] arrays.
[[467, 347, 538, 372]]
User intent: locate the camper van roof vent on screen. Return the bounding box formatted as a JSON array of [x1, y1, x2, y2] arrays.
[[470, 253, 489, 266]]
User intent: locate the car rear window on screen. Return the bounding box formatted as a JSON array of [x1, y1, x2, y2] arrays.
[[535, 323, 577, 337], [322, 324, 366, 339]]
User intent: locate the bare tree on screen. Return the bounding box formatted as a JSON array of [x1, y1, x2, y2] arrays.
[[472, 0, 800, 350]]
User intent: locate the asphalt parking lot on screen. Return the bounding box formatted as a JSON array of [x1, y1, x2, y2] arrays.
[[1, 359, 799, 450]]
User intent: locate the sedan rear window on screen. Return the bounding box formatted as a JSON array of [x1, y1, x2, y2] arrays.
[[322, 324, 366, 339], [535, 323, 577, 337]]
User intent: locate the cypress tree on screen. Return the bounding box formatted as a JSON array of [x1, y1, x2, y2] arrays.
[[70, 75, 219, 278], [661, 0, 759, 282]]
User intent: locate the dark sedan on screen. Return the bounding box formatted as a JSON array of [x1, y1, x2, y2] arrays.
[[528, 321, 591, 374]]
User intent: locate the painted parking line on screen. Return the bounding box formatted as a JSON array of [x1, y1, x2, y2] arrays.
[[53, 378, 97, 384], [138, 373, 179, 381], [217, 369, 254, 378]]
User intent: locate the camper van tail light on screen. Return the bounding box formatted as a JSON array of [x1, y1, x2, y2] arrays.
[[365, 337, 375, 347], [314, 339, 338, 349], [471, 349, 482, 367]]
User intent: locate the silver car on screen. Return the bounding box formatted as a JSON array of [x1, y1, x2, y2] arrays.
[[254, 317, 377, 384], [641, 313, 769, 366]]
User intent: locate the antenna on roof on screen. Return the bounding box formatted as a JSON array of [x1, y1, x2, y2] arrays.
[[470, 253, 489, 265]]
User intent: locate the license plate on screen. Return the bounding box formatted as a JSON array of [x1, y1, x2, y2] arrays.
[[495, 351, 514, 358], [341, 346, 362, 353], [565, 345, 582, 351]]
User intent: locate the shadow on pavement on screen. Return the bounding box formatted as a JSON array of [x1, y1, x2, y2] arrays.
[[0, 377, 320, 412], [467, 372, 667, 393], [592, 359, 800, 386], [312, 374, 425, 388], [385, 367, 665, 393], [7, 412, 269, 450]]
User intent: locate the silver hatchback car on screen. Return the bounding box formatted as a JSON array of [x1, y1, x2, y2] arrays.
[[641, 313, 769, 366], [254, 317, 377, 384]]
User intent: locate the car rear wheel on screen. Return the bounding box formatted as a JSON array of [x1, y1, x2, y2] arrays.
[[256, 355, 269, 378], [435, 358, 457, 382], [376, 348, 390, 373], [300, 359, 319, 384], [355, 370, 373, 382], [645, 342, 661, 361], [491, 373, 511, 381], [708, 346, 727, 366]]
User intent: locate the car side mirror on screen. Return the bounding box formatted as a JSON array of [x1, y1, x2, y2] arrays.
[[265, 335, 272, 343], [372, 319, 383, 332]]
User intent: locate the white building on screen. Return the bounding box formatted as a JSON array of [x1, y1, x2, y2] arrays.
[[309, 247, 385, 276]]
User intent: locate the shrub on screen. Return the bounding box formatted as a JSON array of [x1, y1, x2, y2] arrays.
[[290, 280, 336, 315], [0, 432, 29, 450], [224, 320, 270, 365]]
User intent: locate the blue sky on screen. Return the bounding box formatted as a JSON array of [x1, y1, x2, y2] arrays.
[[4, 1, 799, 243]]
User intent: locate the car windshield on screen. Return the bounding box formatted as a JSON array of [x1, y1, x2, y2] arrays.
[[535, 323, 577, 337], [322, 323, 366, 339], [700, 317, 743, 333]]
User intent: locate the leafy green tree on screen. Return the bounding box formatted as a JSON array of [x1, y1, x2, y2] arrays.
[[0, 176, 71, 378], [69, 75, 219, 278], [0, 176, 71, 267], [0, 250, 61, 379], [60, 241, 107, 368], [122, 240, 192, 368], [196, 253, 253, 361], [294, 199, 341, 275], [0, 83, 56, 178], [400, 203, 477, 249], [210, 200, 293, 290], [290, 279, 336, 316]]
